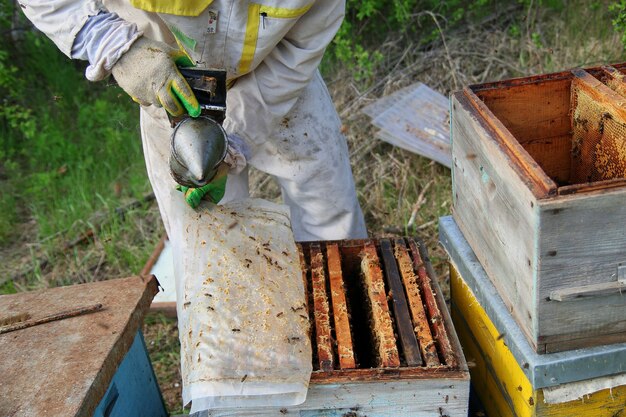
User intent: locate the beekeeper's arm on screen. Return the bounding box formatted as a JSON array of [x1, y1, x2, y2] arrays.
[[18, 1, 199, 117], [223, 0, 345, 149]]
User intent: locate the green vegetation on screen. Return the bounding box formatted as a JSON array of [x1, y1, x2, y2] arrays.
[[327, 0, 530, 81], [0, 1, 159, 288], [612, 0, 626, 47], [326, 0, 623, 83], [0, 34, 148, 241]]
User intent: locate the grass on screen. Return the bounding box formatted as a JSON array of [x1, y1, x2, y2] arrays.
[[0, 28, 159, 288], [2, 1, 625, 414]]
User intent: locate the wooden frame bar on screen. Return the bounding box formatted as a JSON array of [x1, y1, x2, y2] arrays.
[[309, 243, 334, 372], [600, 65, 626, 97], [408, 238, 457, 367], [360, 243, 401, 368], [325, 243, 356, 369], [393, 238, 440, 366], [379, 239, 423, 366]]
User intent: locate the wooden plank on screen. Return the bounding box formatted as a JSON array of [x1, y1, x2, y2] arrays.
[[523, 134, 572, 185], [600, 65, 626, 97], [393, 239, 439, 366], [379, 239, 423, 366], [0, 276, 159, 417], [464, 87, 558, 197], [536, 187, 626, 352], [557, 177, 626, 195], [542, 331, 626, 354], [297, 245, 310, 312], [298, 244, 316, 358], [538, 186, 626, 294], [549, 281, 626, 302], [309, 243, 334, 372], [309, 367, 468, 384], [474, 76, 572, 152], [408, 238, 457, 368], [451, 91, 539, 349], [360, 243, 401, 368], [325, 243, 356, 369], [204, 377, 470, 417]]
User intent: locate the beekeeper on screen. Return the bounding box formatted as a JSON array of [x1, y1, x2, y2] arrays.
[[19, 0, 367, 242]]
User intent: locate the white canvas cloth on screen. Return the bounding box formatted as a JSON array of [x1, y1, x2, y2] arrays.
[[169, 198, 311, 412]]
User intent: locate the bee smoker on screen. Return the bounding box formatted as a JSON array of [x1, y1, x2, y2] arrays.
[[169, 69, 228, 188]]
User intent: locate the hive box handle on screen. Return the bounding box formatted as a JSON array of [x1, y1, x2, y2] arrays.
[[549, 267, 626, 301]]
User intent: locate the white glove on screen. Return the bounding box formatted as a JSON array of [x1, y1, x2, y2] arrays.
[[111, 37, 201, 117]]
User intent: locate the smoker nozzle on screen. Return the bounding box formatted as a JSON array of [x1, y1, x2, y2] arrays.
[[169, 116, 228, 188]]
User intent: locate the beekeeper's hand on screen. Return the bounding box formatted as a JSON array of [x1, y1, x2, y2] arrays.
[[111, 37, 200, 117], [177, 165, 228, 208], [176, 135, 249, 209]]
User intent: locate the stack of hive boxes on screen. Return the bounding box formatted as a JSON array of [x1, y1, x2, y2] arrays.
[[441, 64, 626, 416]]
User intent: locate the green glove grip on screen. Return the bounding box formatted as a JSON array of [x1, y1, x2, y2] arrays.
[[176, 175, 227, 209], [172, 55, 201, 117]]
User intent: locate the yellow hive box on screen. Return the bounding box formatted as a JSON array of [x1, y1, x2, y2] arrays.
[[441, 216, 626, 417]]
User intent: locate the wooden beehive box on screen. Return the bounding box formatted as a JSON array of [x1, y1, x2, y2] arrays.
[[451, 63, 626, 353], [145, 237, 470, 416], [441, 216, 626, 417]]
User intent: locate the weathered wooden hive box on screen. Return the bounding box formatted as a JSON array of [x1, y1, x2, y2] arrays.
[[441, 216, 626, 417], [0, 276, 165, 417], [146, 237, 470, 416], [451, 63, 626, 353]]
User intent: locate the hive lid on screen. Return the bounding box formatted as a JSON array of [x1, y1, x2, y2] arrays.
[[0, 276, 159, 417]]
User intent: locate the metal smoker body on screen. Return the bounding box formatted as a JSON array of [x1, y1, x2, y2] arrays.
[[169, 69, 228, 188]]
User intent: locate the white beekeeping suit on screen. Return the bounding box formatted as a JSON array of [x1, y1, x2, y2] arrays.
[[19, 0, 367, 411], [20, 0, 366, 242]]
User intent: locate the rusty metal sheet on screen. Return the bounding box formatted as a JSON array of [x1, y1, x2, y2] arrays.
[[360, 244, 401, 368], [309, 243, 334, 372], [0, 276, 159, 417], [393, 238, 440, 367], [325, 244, 356, 369]]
